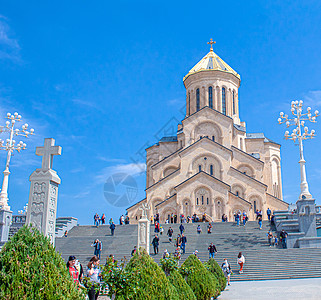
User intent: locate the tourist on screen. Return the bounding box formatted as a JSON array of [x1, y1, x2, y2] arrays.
[[237, 252, 245, 274], [154, 221, 160, 233], [197, 224, 202, 234], [274, 235, 278, 247], [181, 234, 187, 254], [125, 215, 130, 224], [91, 239, 102, 259], [101, 214, 106, 225], [109, 218, 113, 225], [207, 223, 212, 234], [193, 250, 200, 259], [152, 234, 159, 255], [119, 215, 124, 225], [86, 256, 101, 300], [167, 227, 173, 242], [155, 213, 160, 223], [255, 209, 260, 220], [267, 231, 273, 247], [267, 208, 271, 221], [179, 223, 185, 235], [235, 212, 240, 226], [150, 215, 154, 224], [222, 214, 228, 222], [160, 225, 164, 235], [131, 246, 137, 256], [280, 229, 288, 248], [64, 230, 68, 237], [242, 211, 247, 226], [162, 249, 170, 259], [110, 222, 116, 236], [202, 213, 206, 222], [75, 259, 84, 284], [221, 258, 232, 286], [170, 213, 174, 223], [67, 255, 80, 286], [175, 234, 181, 248], [94, 213, 99, 227], [258, 215, 262, 230], [271, 215, 275, 227], [208, 242, 217, 259], [107, 254, 115, 263], [174, 214, 178, 223]]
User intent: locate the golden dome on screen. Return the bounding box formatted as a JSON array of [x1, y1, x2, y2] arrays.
[[183, 48, 240, 81]]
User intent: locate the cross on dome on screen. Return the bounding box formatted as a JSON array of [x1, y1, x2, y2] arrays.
[[207, 38, 216, 51], [36, 138, 62, 170]]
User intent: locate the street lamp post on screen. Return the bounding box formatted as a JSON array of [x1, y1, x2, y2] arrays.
[[0, 112, 34, 210], [278, 100, 318, 200]]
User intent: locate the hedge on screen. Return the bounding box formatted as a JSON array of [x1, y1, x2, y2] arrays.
[[181, 255, 220, 300], [0, 226, 84, 300], [125, 249, 179, 300], [204, 258, 227, 291]]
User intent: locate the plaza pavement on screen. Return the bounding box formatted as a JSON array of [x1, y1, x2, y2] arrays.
[[217, 278, 321, 300]]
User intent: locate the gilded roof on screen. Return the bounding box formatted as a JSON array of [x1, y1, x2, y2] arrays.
[[183, 49, 240, 81]]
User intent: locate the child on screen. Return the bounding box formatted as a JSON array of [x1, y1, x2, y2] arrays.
[[160, 226, 164, 235], [274, 235, 278, 247]]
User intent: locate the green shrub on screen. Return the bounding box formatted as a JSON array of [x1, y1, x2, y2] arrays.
[[125, 249, 179, 300], [168, 270, 196, 300], [204, 258, 226, 291], [181, 255, 220, 300], [0, 226, 84, 299]]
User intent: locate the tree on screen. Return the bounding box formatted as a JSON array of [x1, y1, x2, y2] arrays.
[[0, 226, 84, 300], [181, 255, 220, 300], [204, 258, 226, 291], [125, 249, 179, 300]]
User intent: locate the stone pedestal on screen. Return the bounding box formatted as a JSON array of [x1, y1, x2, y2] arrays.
[[296, 198, 317, 237], [26, 169, 60, 245], [0, 208, 12, 246], [138, 217, 150, 254]]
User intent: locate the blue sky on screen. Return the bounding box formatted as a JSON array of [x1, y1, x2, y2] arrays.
[[1, 1, 321, 224]]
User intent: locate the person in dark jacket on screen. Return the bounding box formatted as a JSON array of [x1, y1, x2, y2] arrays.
[[208, 242, 217, 259], [91, 239, 103, 259], [152, 234, 159, 255], [179, 224, 184, 235], [280, 229, 288, 248], [181, 234, 187, 254], [110, 222, 116, 236]]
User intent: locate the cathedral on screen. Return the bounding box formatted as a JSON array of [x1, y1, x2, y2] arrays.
[[127, 41, 288, 223]]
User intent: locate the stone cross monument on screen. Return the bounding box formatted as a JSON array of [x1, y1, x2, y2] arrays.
[[26, 138, 62, 245], [138, 203, 150, 254]]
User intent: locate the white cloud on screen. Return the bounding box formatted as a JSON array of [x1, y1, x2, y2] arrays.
[[97, 156, 125, 163], [95, 162, 146, 184], [303, 90, 321, 108], [167, 98, 182, 106], [0, 16, 21, 62]]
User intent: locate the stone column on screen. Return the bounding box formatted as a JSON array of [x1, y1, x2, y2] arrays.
[[0, 208, 12, 246], [296, 197, 317, 237], [138, 216, 150, 254], [26, 138, 62, 246]]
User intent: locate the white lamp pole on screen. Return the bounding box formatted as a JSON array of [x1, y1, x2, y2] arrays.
[[0, 112, 34, 210], [278, 100, 318, 199]]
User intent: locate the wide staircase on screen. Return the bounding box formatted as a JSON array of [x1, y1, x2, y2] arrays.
[[55, 221, 321, 281]]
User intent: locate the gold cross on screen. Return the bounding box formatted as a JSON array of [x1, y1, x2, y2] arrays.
[[207, 38, 216, 51]]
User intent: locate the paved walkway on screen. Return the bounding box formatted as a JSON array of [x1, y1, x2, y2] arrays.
[[217, 278, 321, 300]]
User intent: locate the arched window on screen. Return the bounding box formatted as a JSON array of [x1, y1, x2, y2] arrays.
[[196, 198, 199, 205], [236, 191, 239, 197], [254, 200, 257, 212], [208, 86, 213, 108], [188, 92, 191, 115], [202, 196, 204, 205], [207, 197, 209, 205], [198, 165, 202, 172], [196, 88, 200, 111], [212, 136, 215, 141], [210, 165, 213, 175], [222, 87, 226, 115], [232, 91, 235, 115]]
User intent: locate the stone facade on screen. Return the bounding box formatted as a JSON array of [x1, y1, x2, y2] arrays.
[[127, 47, 288, 223]]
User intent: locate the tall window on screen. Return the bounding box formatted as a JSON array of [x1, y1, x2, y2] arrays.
[[196, 88, 200, 111], [207, 198, 209, 205], [198, 165, 202, 172], [212, 136, 215, 141], [196, 198, 199, 205], [232, 91, 235, 115], [222, 87, 226, 115], [208, 86, 213, 108], [201, 196, 204, 205], [188, 92, 191, 115], [210, 165, 213, 175]]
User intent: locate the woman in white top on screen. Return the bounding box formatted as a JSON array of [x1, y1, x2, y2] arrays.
[[221, 259, 232, 286], [237, 252, 245, 274]]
